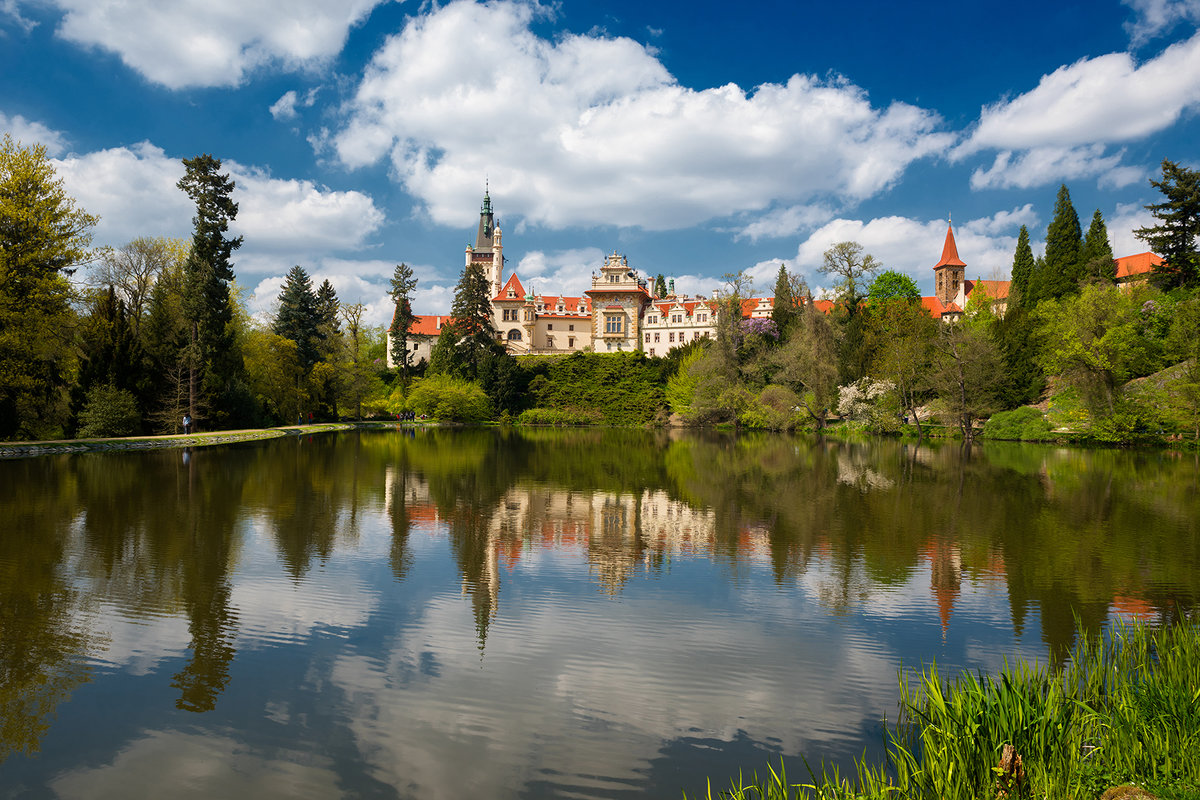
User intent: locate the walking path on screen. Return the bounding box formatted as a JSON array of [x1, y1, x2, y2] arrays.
[[0, 422, 400, 459]]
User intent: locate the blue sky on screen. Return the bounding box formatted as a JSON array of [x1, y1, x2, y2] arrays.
[[3, 0, 1200, 325]]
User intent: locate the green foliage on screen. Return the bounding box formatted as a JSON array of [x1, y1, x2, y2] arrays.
[[771, 263, 800, 334], [735, 384, 803, 430], [1010, 225, 1036, 308], [516, 407, 605, 425], [405, 374, 493, 422], [929, 321, 1002, 441], [76, 384, 141, 438], [273, 265, 322, 369], [388, 262, 418, 374], [1041, 184, 1083, 301], [0, 134, 97, 439], [981, 406, 1052, 441], [665, 346, 705, 417], [448, 262, 497, 380], [524, 352, 668, 425], [1136, 159, 1200, 290], [654, 273, 667, 298], [1081, 209, 1116, 283], [867, 270, 920, 303]]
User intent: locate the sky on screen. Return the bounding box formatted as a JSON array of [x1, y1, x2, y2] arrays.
[[3, 0, 1200, 326]]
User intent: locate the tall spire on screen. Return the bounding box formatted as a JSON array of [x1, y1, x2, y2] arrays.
[[934, 219, 966, 268]]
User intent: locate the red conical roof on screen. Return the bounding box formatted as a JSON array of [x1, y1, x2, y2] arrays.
[[933, 221, 966, 269]]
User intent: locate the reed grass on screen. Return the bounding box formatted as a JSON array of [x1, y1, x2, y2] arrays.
[[685, 617, 1200, 800]]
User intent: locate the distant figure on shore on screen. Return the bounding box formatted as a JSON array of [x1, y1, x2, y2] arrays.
[[183, 414, 192, 435]]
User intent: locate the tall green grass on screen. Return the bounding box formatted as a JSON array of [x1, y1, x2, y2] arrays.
[[685, 618, 1200, 800]]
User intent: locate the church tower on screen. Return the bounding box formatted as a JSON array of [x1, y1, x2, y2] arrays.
[[464, 190, 503, 298], [933, 219, 966, 306]]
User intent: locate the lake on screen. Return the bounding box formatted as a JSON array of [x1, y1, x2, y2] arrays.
[[1, 428, 1197, 799]]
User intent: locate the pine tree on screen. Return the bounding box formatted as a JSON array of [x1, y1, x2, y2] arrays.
[[448, 262, 498, 380], [771, 263, 798, 335], [1136, 159, 1200, 290], [389, 263, 418, 377], [654, 274, 668, 298], [177, 154, 247, 427], [1010, 225, 1036, 307], [1041, 184, 1083, 300], [1081, 209, 1115, 283], [273, 266, 322, 369]]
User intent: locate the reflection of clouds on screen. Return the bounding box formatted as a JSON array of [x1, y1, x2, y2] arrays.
[[327, 573, 908, 800], [836, 451, 894, 492], [88, 605, 192, 675], [50, 730, 341, 799]]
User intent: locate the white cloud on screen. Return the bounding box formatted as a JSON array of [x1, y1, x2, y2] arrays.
[[52, 142, 384, 256], [963, 32, 1200, 153], [332, 0, 953, 232], [1124, 0, 1200, 45], [735, 204, 836, 242], [43, 0, 389, 89], [0, 0, 36, 33], [515, 247, 606, 296], [1108, 201, 1157, 256], [790, 212, 1032, 289], [969, 145, 1141, 190], [270, 88, 320, 121], [1, 111, 68, 155]]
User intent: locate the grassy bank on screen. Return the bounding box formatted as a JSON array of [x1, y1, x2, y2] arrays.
[[687, 618, 1200, 800]]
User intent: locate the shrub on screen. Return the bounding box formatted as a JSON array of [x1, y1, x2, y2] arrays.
[[77, 384, 141, 438], [405, 374, 492, 423], [982, 406, 1053, 441]]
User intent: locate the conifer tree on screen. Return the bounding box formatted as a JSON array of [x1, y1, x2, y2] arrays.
[[1081, 209, 1115, 283], [1041, 184, 1083, 300], [177, 154, 247, 426], [1136, 159, 1200, 289], [654, 274, 668, 298], [389, 262, 418, 377], [316, 280, 340, 335], [1010, 225, 1037, 307], [448, 262, 497, 380], [273, 266, 322, 369], [771, 263, 798, 335]]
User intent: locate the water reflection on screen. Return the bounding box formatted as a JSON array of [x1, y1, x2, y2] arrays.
[[0, 430, 1197, 797]]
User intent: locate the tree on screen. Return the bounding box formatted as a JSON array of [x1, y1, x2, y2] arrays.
[[1041, 184, 1083, 300], [869, 299, 936, 437], [339, 302, 374, 420], [0, 134, 98, 439], [867, 270, 920, 303], [1136, 159, 1200, 290], [388, 262, 418, 379], [177, 154, 247, 428], [713, 270, 753, 363], [273, 266, 322, 369], [654, 274, 668, 299], [447, 262, 497, 380], [821, 241, 880, 383], [91, 237, 188, 339], [773, 304, 840, 429], [1081, 209, 1115, 283], [1010, 225, 1037, 307], [930, 321, 1002, 442], [75, 286, 147, 431], [771, 263, 802, 335]]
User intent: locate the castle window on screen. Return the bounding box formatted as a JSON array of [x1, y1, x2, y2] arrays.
[[568, 337, 574, 347], [605, 315, 623, 334], [669, 332, 675, 343], [569, 324, 574, 331], [507, 329, 522, 341], [547, 324, 553, 330], [654, 333, 660, 343]]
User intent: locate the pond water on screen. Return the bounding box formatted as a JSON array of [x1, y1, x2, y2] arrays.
[[1, 428, 1198, 799]]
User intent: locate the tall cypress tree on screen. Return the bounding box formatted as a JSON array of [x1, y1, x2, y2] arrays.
[[389, 262, 418, 377], [1135, 159, 1200, 289], [1041, 184, 1083, 300], [177, 154, 247, 426], [274, 266, 321, 369], [771, 263, 797, 336], [448, 262, 497, 380], [1010, 225, 1036, 307], [1081, 209, 1115, 283]]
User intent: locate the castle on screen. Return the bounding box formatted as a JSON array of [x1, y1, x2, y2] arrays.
[[387, 194, 1162, 366]]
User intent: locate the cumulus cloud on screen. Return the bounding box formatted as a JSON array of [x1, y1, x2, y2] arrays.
[[332, 0, 953, 231], [735, 204, 836, 242], [515, 247, 607, 296], [52, 142, 385, 282], [969, 145, 1145, 191], [788, 210, 1035, 290], [964, 33, 1200, 153], [40, 0, 389, 89], [1108, 201, 1157, 256], [1, 111, 68, 155], [270, 88, 320, 121], [1124, 0, 1200, 45]]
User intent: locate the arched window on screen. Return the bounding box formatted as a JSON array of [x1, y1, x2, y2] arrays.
[[507, 329, 522, 341]]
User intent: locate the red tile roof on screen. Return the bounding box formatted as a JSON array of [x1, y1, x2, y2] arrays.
[[1115, 251, 1163, 280], [921, 296, 962, 317], [934, 222, 966, 269], [494, 273, 526, 301], [965, 279, 1010, 301], [409, 315, 455, 336]]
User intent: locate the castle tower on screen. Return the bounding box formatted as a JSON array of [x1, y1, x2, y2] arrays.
[[465, 190, 503, 297], [933, 219, 966, 306]]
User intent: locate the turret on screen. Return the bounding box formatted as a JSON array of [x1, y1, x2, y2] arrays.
[[933, 218, 966, 306]]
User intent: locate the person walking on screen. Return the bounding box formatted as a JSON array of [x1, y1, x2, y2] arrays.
[[183, 414, 192, 435]]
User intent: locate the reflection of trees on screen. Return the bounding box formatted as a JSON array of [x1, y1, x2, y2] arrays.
[[0, 458, 95, 763]]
